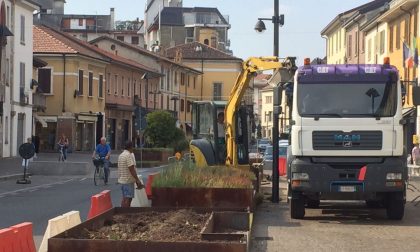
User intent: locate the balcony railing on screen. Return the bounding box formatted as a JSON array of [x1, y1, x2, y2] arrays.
[[33, 92, 46, 109]]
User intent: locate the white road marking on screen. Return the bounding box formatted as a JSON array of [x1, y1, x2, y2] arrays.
[[0, 179, 74, 197], [80, 178, 87, 181]]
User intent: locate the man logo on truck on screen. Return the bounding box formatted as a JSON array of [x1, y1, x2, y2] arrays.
[[334, 134, 361, 148]]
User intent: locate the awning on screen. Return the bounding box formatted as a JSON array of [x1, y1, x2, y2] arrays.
[[34, 114, 47, 128], [77, 115, 98, 122]]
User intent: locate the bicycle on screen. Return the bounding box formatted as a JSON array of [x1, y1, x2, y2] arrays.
[[93, 157, 106, 186], [58, 144, 65, 162]]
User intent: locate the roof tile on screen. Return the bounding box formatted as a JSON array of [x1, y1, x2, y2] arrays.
[[165, 42, 242, 61]]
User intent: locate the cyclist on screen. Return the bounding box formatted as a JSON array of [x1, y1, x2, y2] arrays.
[[92, 137, 111, 184]]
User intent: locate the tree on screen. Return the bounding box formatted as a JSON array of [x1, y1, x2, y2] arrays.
[[170, 128, 189, 153], [144, 111, 178, 148]]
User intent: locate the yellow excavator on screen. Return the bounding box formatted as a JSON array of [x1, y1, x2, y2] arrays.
[[190, 56, 297, 169]]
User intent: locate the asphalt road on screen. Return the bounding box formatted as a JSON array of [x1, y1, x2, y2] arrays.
[[252, 178, 420, 252], [0, 167, 162, 248]]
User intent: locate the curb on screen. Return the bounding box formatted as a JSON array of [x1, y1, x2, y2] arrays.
[[0, 173, 29, 182]]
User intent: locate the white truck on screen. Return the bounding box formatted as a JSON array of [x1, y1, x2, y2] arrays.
[[287, 58, 413, 220]]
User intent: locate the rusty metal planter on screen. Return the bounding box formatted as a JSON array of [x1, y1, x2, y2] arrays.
[[48, 207, 249, 252], [152, 188, 254, 210]]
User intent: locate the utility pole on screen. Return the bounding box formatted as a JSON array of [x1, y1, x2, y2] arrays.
[[271, 0, 281, 203]]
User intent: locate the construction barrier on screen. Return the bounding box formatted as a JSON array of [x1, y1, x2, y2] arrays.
[[38, 211, 81, 252], [0, 222, 36, 252], [132, 175, 151, 207], [145, 173, 159, 200], [278, 157, 286, 176], [87, 190, 113, 219]]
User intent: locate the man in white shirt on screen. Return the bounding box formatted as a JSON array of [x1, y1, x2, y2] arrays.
[[117, 141, 143, 207]]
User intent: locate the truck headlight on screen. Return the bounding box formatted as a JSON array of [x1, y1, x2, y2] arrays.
[[292, 173, 309, 181], [386, 173, 402, 180]]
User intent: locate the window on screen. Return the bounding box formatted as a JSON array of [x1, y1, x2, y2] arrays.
[[404, 18, 409, 42], [174, 72, 178, 86], [204, 39, 209, 45], [361, 33, 365, 53], [213, 83, 222, 100], [181, 73, 185, 86], [114, 75, 118, 95], [338, 30, 341, 50], [99, 75, 103, 98], [20, 63, 25, 101], [38, 68, 52, 94], [193, 77, 196, 89], [187, 75, 190, 87], [187, 101, 191, 113], [265, 96, 272, 104], [415, 12, 418, 37], [20, 15, 25, 44], [335, 33, 338, 53], [380, 31, 385, 54], [88, 72, 93, 97], [161, 66, 165, 90], [121, 76, 125, 96], [268, 111, 272, 122], [78, 70, 84, 95], [107, 73, 111, 94], [161, 95, 163, 109], [368, 39, 372, 61], [186, 27, 194, 38], [389, 25, 394, 52], [5, 116, 8, 144], [6, 58, 9, 86], [167, 96, 169, 110], [127, 78, 131, 97], [117, 36, 124, 42], [196, 13, 212, 24], [396, 22, 400, 50], [355, 32, 359, 56], [347, 35, 352, 59], [131, 36, 139, 45], [78, 19, 83, 26], [181, 99, 185, 112], [6, 6, 10, 27]]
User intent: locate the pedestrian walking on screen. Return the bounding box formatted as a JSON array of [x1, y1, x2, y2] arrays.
[[57, 134, 69, 161], [92, 137, 111, 184], [412, 143, 420, 165], [117, 140, 143, 207], [22, 138, 35, 171]]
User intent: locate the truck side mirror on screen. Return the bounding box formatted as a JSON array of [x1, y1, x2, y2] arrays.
[[413, 86, 420, 106]]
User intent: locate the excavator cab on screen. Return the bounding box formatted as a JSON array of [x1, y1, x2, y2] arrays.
[[191, 101, 250, 167]]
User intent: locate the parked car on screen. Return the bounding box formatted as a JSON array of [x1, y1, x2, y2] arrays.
[[263, 142, 289, 177], [257, 138, 271, 153]]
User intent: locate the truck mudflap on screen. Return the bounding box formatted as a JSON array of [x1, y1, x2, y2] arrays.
[[289, 156, 407, 195]]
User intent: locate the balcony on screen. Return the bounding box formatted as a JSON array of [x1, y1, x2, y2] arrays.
[[33, 92, 46, 111]]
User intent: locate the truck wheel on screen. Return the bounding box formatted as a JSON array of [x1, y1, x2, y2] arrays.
[[290, 193, 305, 219], [306, 199, 320, 209], [386, 192, 405, 220]]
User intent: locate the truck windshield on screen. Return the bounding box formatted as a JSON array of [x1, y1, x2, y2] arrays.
[[297, 82, 397, 118]]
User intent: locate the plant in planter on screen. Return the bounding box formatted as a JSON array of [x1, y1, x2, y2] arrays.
[[152, 161, 256, 209]]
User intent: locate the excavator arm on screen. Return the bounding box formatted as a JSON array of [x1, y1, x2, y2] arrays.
[[225, 56, 296, 167]]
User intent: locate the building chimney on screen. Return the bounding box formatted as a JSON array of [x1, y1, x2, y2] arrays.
[[52, 0, 65, 15], [110, 8, 115, 30]]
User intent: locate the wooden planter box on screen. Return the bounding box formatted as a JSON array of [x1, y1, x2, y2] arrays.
[[133, 149, 172, 163], [48, 207, 249, 252], [152, 188, 254, 210]]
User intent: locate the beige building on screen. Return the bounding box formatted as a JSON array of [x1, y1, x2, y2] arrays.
[[260, 86, 273, 139], [165, 42, 244, 133], [89, 36, 201, 135], [34, 25, 110, 151]]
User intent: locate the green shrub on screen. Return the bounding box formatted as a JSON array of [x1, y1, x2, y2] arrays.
[[152, 161, 255, 189]]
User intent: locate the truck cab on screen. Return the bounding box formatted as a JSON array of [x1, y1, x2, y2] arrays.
[[288, 59, 407, 220]]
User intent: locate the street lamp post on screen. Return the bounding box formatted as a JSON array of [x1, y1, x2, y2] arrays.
[[255, 0, 284, 203]]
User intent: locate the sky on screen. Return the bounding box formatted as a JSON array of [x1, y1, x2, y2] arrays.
[[65, 0, 372, 64]]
